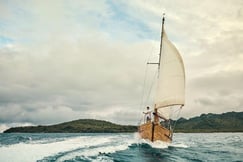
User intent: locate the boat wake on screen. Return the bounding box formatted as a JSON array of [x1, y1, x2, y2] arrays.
[[0, 133, 190, 162], [40, 135, 134, 162], [0, 134, 136, 162]]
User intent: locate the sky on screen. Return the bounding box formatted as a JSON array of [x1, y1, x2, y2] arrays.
[[0, 0, 243, 132]]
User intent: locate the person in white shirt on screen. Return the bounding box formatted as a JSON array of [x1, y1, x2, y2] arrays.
[[143, 106, 152, 123]]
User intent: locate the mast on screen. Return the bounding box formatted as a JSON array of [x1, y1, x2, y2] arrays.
[[154, 14, 165, 124], [158, 13, 165, 73]]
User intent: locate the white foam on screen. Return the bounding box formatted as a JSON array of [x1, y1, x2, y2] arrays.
[[170, 143, 189, 148], [0, 134, 137, 162], [56, 134, 136, 162], [0, 135, 112, 162]]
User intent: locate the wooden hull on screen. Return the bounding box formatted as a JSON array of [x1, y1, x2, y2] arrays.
[[138, 122, 172, 143]]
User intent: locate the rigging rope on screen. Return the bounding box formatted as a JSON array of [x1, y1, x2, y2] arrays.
[[139, 64, 148, 111], [138, 51, 159, 125], [144, 70, 158, 107], [171, 105, 183, 133]]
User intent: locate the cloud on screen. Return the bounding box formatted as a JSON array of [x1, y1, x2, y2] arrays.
[[183, 70, 243, 117], [0, 28, 153, 128]]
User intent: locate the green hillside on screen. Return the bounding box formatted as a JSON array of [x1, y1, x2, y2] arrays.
[[4, 119, 137, 133], [174, 111, 243, 132]]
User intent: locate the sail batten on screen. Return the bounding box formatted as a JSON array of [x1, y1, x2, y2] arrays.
[[154, 30, 185, 119]]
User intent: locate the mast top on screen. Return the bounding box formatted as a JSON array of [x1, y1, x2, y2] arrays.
[[162, 13, 165, 25]]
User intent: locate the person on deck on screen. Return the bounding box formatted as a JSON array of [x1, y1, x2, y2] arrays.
[[143, 106, 152, 123]]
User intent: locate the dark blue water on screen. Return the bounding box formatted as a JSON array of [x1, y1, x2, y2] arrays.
[[0, 133, 242, 162]]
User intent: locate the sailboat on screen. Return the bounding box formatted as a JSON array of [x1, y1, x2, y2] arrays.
[[138, 15, 185, 143]]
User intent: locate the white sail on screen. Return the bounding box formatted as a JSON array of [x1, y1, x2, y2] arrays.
[[155, 29, 185, 119]]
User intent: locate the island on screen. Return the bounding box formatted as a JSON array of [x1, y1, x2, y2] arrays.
[[174, 111, 243, 133], [4, 111, 243, 133], [4, 119, 137, 133]]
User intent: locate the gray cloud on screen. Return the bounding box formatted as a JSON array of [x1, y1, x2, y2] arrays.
[[0, 33, 151, 130]]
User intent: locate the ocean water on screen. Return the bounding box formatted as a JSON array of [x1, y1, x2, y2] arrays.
[[0, 133, 242, 162]]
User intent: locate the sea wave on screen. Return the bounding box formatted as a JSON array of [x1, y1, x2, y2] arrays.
[[0, 133, 243, 162], [39, 134, 135, 162]]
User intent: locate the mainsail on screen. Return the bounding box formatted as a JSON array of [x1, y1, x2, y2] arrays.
[[154, 29, 185, 120]]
